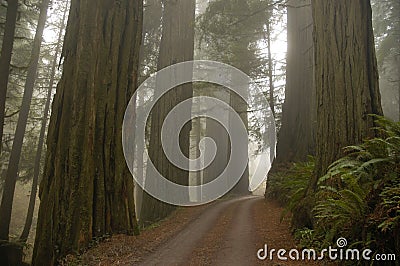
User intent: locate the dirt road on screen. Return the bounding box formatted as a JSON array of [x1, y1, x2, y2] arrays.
[[73, 196, 322, 265], [139, 196, 311, 266]]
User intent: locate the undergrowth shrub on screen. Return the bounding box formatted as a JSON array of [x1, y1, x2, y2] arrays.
[[266, 157, 315, 229], [313, 117, 400, 255], [266, 158, 314, 206], [266, 116, 400, 260]]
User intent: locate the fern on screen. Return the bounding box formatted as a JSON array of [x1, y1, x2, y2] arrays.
[[267, 117, 400, 256], [313, 117, 400, 255], [266, 157, 314, 207]]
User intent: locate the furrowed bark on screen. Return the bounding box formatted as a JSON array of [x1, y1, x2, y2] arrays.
[[32, 1, 143, 264]]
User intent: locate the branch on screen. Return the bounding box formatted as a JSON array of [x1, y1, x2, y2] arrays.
[[10, 63, 29, 70], [5, 109, 20, 118], [282, 3, 311, 8], [228, 0, 288, 27]]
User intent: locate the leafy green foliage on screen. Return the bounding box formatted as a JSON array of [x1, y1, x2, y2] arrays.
[[267, 117, 400, 256], [379, 176, 400, 232], [372, 0, 400, 67], [0, 0, 66, 187], [293, 228, 323, 250], [266, 157, 315, 229], [266, 157, 314, 206], [197, 0, 286, 130], [371, 0, 400, 122], [313, 116, 400, 253]]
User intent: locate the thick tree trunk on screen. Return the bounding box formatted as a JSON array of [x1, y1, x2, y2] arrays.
[[0, 0, 18, 155], [19, 1, 68, 243], [221, 1, 252, 195], [134, 94, 145, 221], [398, 58, 400, 122], [0, 0, 50, 242], [32, 0, 143, 265], [266, 19, 275, 116], [275, 0, 315, 164], [204, 88, 230, 187], [140, 0, 195, 226], [229, 90, 250, 195], [311, 0, 383, 188]]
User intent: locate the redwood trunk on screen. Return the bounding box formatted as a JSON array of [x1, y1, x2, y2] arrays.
[[266, 19, 275, 116], [275, 0, 315, 164], [311, 0, 383, 188], [32, 0, 143, 264], [140, 0, 195, 226]]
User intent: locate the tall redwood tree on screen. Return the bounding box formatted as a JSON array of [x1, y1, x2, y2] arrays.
[[311, 0, 383, 187], [140, 0, 196, 225], [275, 0, 315, 164], [32, 0, 143, 264]]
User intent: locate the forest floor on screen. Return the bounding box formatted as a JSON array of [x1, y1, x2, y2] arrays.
[[64, 196, 328, 265]]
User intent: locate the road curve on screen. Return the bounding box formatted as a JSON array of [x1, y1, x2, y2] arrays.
[[139, 196, 262, 266]]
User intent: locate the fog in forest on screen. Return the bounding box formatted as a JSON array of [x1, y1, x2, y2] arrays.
[[0, 0, 399, 265]]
